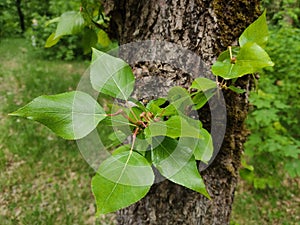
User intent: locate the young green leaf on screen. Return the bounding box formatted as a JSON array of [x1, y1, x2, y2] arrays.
[[90, 48, 135, 100], [144, 116, 203, 139], [181, 129, 213, 163], [146, 98, 167, 116], [212, 42, 274, 79], [45, 16, 60, 27], [128, 106, 144, 124], [127, 97, 148, 111], [45, 33, 61, 48], [55, 11, 85, 38], [192, 89, 216, 110], [9, 91, 106, 140], [190, 77, 217, 92], [97, 29, 112, 47], [227, 85, 246, 94], [91, 150, 154, 215], [151, 137, 210, 198], [239, 10, 268, 48], [166, 86, 194, 115]]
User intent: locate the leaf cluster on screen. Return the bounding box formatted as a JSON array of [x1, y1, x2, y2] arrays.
[[212, 11, 274, 80], [10, 48, 215, 214], [9, 10, 275, 214]]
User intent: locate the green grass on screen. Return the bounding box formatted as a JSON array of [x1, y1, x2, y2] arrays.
[[231, 178, 300, 225], [0, 38, 299, 225], [0, 38, 115, 224]]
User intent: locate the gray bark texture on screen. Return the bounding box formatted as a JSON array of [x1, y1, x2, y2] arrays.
[[103, 0, 260, 224]]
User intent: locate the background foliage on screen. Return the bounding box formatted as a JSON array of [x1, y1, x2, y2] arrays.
[[261, 0, 300, 27], [0, 0, 114, 60], [240, 1, 300, 189]]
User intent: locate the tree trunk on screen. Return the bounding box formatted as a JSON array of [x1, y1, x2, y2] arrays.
[[15, 0, 25, 33], [103, 0, 260, 224]]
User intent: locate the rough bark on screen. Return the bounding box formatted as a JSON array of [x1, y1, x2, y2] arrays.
[[103, 0, 260, 224]]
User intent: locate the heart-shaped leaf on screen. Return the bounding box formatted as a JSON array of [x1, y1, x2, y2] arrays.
[[9, 91, 106, 140], [151, 137, 210, 198], [212, 42, 274, 79], [239, 10, 268, 48], [92, 150, 154, 214], [90, 48, 135, 100], [55, 11, 85, 38]]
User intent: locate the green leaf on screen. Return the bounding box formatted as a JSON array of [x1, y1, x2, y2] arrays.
[[144, 116, 203, 139], [45, 33, 61, 48], [128, 106, 143, 124], [190, 78, 217, 92], [90, 48, 135, 100], [239, 10, 269, 48], [146, 98, 167, 116], [55, 11, 85, 38], [212, 42, 274, 79], [182, 129, 213, 163], [97, 117, 129, 149], [192, 89, 216, 110], [284, 159, 300, 178], [92, 150, 154, 214], [151, 137, 210, 198], [9, 91, 106, 140], [45, 17, 60, 27], [102, 112, 133, 138], [227, 85, 246, 94], [97, 29, 111, 47], [190, 78, 217, 109], [112, 145, 131, 155], [127, 97, 148, 111], [166, 87, 194, 115], [133, 133, 151, 154], [82, 28, 98, 54], [241, 157, 254, 171]]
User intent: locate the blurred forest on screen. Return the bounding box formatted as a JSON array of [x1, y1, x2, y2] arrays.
[[0, 0, 299, 224]]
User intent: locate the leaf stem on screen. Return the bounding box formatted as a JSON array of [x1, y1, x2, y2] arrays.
[[228, 46, 237, 64], [106, 109, 140, 126], [228, 46, 233, 59], [125, 101, 147, 128], [130, 127, 139, 152], [106, 109, 123, 117]]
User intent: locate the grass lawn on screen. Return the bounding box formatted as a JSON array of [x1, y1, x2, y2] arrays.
[[231, 178, 300, 225], [0, 38, 299, 224], [0, 38, 115, 225]]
